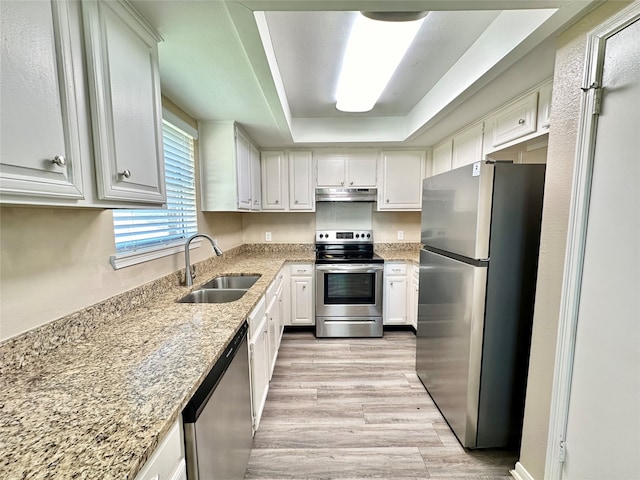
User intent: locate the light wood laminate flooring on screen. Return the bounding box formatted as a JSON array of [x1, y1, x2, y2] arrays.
[[245, 330, 517, 479]]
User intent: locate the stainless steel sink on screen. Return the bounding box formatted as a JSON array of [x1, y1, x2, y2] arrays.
[[178, 289, 247, 304], [201, 274, 260, 290]]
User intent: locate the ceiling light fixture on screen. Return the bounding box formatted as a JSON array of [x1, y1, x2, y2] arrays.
[[335, 12, 427, 113]]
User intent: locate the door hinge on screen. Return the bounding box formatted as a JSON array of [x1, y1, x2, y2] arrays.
[[581, 81, 602, 115], [558, 439, 567, 463]]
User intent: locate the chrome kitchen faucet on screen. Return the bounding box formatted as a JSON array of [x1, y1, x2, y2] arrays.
[[184, 233, 223, 287]]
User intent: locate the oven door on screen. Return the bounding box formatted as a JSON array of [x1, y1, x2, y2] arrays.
[[315, 264, 383, 318]]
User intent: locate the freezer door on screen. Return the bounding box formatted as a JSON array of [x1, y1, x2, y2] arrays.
[[415, 249, 487, 448], [420, 162, 494, 259]]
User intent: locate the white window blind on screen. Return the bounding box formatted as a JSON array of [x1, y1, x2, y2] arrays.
[[111, 119, 197, 267]]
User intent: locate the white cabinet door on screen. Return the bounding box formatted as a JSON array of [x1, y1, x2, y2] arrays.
[[0, 0, 85, 202], [490, 92, 538, 148], [82, 0, 165, 204], [236, 130, 252, 210], [452, 122, 484, 169], [316, 156, 346, 187], [410, 265, 419, 330], [346, 155, 377, 187], [378, 151, 425, 210], [250, 143, 261, 211], [289, 264, 314, 325], [266, 294, 279, 378], [289, 151, 314, 210], [384, 274, 408, 325], [249, 315, 269, 433], [538, 81, 552, 131], [261, 151, 287, 210], [134, 419, 185, 480], [431, 140, 453, 177]]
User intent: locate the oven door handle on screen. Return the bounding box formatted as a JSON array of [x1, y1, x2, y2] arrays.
[[316, 264, 384, 273]]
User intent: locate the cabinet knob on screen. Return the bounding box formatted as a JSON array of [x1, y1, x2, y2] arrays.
[[51, 155, 66, 167], [302, 285, 306, 290], [295, 200, 299, 204], [341, 181, 344, 186], [350, 181, 354, 186], [275, 200, 279, 204], [386, 199, 390, 203], [120, 169, 132, 178], [518, 118, 525, 125]]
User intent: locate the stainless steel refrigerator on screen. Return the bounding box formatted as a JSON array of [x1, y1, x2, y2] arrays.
[[416, 161, 545, 449]]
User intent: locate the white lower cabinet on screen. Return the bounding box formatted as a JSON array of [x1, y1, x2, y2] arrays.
[[248, 296, 268, 433], [289, 263, 315, 326], [383, 262, 409, 326], [410, 265, 419, 330], [134, 419, 186, 480]]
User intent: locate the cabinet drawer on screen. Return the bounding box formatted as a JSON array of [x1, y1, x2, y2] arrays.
[[290, 264, 313, 276], [385, 263, 407, 275]]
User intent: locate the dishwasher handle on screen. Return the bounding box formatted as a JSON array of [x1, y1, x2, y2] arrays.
[[183, 321, 249, 423]]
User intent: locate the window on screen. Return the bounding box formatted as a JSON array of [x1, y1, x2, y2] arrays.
[[110, 113, 198, 269]]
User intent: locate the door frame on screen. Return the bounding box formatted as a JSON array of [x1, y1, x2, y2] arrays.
[[545, 3, 640, 479]]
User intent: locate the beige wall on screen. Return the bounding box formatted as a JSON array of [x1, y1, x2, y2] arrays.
[[518, 2, 633, 478], [0, 99, 243, 341]]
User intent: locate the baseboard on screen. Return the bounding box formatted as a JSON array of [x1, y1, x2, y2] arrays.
[[511, 462, 536, 480]]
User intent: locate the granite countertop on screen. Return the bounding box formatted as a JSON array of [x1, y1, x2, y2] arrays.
[[0, 249, 313, 480], [0, 244, 418, 480]]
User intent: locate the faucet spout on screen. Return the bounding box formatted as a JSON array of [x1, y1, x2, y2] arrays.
[[184, 233, 222, 287]]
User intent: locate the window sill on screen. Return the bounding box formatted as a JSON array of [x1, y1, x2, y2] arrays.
[[110, 239, 201, 270]]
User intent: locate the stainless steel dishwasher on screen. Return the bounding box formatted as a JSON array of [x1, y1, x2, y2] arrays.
[[183, 321, 252, 480]]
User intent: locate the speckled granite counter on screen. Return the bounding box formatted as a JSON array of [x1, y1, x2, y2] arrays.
[[375, 243, 421, 264], [0, 246, 313, 480], [0, 243, 422, 479]]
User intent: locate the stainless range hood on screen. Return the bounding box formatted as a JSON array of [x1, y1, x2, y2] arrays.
[[315, 188, 377, 202]]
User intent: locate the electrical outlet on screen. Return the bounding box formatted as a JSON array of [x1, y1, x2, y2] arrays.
[[397, 230, 404, 240], [265, 231, 272, 242]]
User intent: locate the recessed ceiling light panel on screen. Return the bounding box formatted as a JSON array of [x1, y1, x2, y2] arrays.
[[335, 12, 426, 113]]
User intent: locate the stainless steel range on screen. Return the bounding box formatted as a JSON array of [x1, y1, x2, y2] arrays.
[[315, 230, 384, 338]]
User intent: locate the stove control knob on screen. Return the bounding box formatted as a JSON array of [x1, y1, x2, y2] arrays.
[[355, 233, 360, 238], [319, 234, 324, 239], [367, 233, 371, 238]]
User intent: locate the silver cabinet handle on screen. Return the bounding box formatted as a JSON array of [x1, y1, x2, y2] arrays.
[[518, 118, 525, 125], [120, 169, 131, 178], [51, 155, 66, 167]]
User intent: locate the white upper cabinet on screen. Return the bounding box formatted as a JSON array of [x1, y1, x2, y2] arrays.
[[482, 81, 552, 156], [288, 151, 314, 210], [1, 0, 86, 203], [250, 144, 261, 211], [378, 150, 425, 211], [200, 122, 261, 211], [489, 91, 538, 148], [1, 0, 166, 208], [431, 140, 453, 177], [82, 0, 165, 204], [451, 122, 484, 169], [261, 151, 287, 210], [316, 153, 376, 188]]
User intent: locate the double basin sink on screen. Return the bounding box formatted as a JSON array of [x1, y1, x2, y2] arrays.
[[178, 274, 261, 304]]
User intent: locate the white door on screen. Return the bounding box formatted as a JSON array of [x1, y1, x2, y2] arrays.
[[559, 12, 640, 480]]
